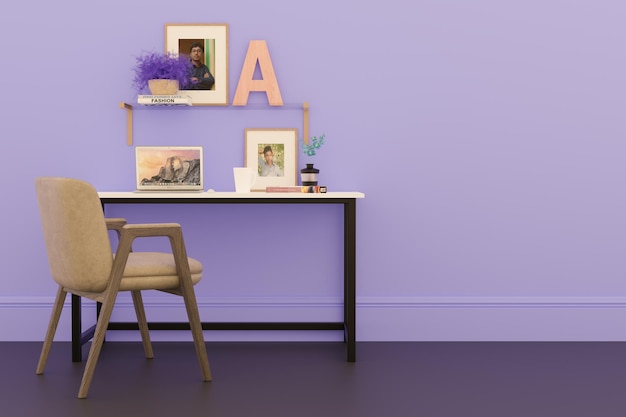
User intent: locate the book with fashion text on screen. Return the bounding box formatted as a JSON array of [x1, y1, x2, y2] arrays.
[[137, 95, 192, 105]]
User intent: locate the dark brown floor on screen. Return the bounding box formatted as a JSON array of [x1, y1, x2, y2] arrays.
[[2, 341, 626, 416]]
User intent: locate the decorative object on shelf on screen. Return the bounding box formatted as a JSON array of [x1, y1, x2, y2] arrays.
[[165, 24, 230, 106], [244, 128, 298, 191], [233, 40, 283, 107], [132, 51, 192, 95], [300, 134, 325, 186]]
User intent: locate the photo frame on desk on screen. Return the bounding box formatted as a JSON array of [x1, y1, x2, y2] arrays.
[[245, 128, 298, 191], [165, 23, 229, 106]]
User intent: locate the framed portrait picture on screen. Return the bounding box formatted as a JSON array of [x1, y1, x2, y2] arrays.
[[165, 23, 229, 106], [244, 128, 298, 191]]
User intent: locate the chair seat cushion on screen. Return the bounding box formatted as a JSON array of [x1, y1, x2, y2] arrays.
[[120, 252, 203, 291]]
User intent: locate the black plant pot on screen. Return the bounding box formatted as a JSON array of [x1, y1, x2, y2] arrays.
[[300, 163, 319, 186]]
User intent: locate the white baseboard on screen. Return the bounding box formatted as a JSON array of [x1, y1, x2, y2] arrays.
[[356, 296, 626, 341], [3, 296, 626, 342]]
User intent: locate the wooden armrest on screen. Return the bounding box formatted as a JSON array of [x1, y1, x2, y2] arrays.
[[113, 223, 189, 278], [105, 218, 127, 233], [109, 222, 193, 293], [121, 223, 182, 238]]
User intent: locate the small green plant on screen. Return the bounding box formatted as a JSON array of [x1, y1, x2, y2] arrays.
[[302, 134, 325, 157]]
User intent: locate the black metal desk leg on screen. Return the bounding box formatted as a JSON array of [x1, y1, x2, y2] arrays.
[[344, 200, 356, 362], [71, 294, 82, 362]]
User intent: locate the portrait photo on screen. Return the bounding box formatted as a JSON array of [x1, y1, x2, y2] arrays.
[[244, 128, 298, 191], [257, 143, 285, 177], [165, 24, 229, 105], [178, 38, 216, 91]]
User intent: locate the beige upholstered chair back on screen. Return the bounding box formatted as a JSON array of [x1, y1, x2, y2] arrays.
[[35, 177, 113, 293]]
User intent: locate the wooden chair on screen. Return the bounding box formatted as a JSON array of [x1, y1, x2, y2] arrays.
[[34, 177, 211, 398]]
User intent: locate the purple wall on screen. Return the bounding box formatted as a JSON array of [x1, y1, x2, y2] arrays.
[[1, 1, 625, 341]]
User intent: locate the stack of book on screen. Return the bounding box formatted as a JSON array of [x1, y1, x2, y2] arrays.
[[137, 95, 192, 106]]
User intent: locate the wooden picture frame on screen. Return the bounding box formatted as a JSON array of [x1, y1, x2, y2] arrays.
[[245, 128, 298, 191], [165, 23, 229, 106]]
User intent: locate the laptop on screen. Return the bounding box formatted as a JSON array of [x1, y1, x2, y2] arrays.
[[135, 146, 204, 191]]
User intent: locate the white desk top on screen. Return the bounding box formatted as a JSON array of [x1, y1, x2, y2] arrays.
[[98, 191, 365, 200]]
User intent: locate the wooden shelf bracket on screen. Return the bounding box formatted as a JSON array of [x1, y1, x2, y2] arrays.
[[119, 102, 133, 146]]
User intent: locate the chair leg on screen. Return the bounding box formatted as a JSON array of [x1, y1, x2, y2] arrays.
[[77, 290, 118, 399], [181, 285, 212, 381], [131, 290, 153, 359], [169, 229, 211, 382], [36, 286, 67, 375]]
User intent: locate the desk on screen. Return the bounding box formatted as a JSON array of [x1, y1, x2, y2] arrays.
[[71, 191, 364, 363]]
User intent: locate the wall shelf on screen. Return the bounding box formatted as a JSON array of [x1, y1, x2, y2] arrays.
[[119, 101, 310, 146]]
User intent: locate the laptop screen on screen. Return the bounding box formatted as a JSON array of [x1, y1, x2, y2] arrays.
[[135, 146, 204, 191]]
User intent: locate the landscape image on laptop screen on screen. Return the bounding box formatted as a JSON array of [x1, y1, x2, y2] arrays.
[[135, 146, 204, 191]]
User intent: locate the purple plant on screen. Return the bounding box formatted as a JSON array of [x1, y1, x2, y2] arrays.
[[132, 51, 193, 93]]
